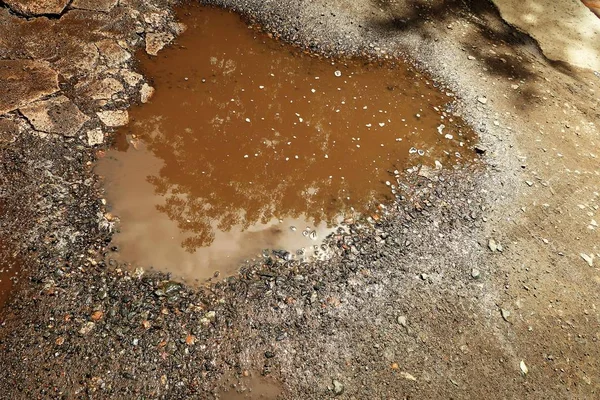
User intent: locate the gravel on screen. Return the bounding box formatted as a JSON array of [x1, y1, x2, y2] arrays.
[[0, 0, 583, 398]]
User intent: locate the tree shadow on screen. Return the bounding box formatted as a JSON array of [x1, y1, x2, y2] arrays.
[[368, 0, 587, 101]]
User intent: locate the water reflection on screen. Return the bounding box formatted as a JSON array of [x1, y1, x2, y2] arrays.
[[97, 5, 475, 280]]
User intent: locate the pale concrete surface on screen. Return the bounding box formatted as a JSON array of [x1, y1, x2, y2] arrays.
[[492, 0, 600, 70]]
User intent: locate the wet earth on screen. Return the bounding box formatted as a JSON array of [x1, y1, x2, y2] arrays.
[[0, 240, 20, 311], [1, 0, 600, 399]]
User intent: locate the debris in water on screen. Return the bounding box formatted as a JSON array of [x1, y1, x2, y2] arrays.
[[96, 5, 477, 282]]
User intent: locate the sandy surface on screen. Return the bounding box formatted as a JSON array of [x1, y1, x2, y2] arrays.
[[492, 0, 600, 70], [0, 0, 599, 398]]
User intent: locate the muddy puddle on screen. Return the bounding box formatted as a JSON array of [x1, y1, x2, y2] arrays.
[[97, 5, 476, 283], [0, 240, 21, 312], [219, 372, 282, 400]]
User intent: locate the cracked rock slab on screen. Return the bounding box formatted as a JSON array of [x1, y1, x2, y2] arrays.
[[0, 60, 59, 115], [3, 0, 70, 16], [145, 31, 175, 56], [86, 128, 104, 146], [97, 110, 129, 127], [20, 95, 89, 137], [96, 40, 132, 66], [76, 77, 124, 101]]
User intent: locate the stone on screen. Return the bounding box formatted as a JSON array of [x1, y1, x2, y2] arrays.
[[501, 308, 511, 322], [0, 60, 59, 115], [78, 77, 124, 100], [400, 372, 417, 381], [580, 253, 594, 267], [471, 268, 481, 279], [474, 145, 487, 154], [20, 96, 89, 137], [205, 311, 216, 321], [140, 83, 155, 103], [120, 70, 144, 87], [97, 110, 129, 127], [332, 380, 344, 395], [397, 315, 407, 327], [79, 321, 95, 335], [145, 31, 175, 56], [87, 128, 104, 146], [96, 40, 132, 66], [488, 238, 498, 252], [520, 360, 528, 376], [71, 0, 118, 12], [477, 97, 488, 105], [467, 55, 476, 60], [3, 0, 69, 16], [54, 43, 100, 80]]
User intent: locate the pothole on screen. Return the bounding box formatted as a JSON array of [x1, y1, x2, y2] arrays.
[[96, 4, 477, 283]]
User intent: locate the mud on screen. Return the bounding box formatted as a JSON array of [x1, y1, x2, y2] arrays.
[[0, 240, 20, 312], [97, 5, 475, 282], [219, 372, 283, 399]]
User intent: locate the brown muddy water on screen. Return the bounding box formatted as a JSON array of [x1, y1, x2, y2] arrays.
[[219, 372, 282, 400], [0, 241, 20, 311], [97, 5, 476, 283]]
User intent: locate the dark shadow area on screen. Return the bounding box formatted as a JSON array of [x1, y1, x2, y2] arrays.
[[371, 0, 539, 78], [368, 0, 588, 101]]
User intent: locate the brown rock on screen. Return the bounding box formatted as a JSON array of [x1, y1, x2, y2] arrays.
[[185, 334, 196, 345], [97, 110, 128, 127], [71, 0, 118, 12], [0, 60, 59, 115], [96, 39, 131, 66], [91, 310, 104, 321], [3, 0, 70, 16], [140, 83, 155, 103], [0, 118, 21, 144], [20, 95, 89, 137], [53, 43, 100, 79], [145, 32, 175, 56], [76, 77, 124, 100]]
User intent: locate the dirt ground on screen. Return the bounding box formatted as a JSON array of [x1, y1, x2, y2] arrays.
[[0, 0, 599, 399]]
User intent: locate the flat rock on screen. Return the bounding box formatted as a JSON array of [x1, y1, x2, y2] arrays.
[[96, 40, 132, 66], [77, 77, 124, 100], [491, 0, 600, 71], [87, 128, 104, 146], [145, 31, 175, 56], [140, 83, 155, 103], [0, 60, 59, 115], [54, 43, 101, 80], [20, 95, 89, 137], [97, 110, 129, 127], [71, 0, 118, 12], [3, 0, 69, 16]]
